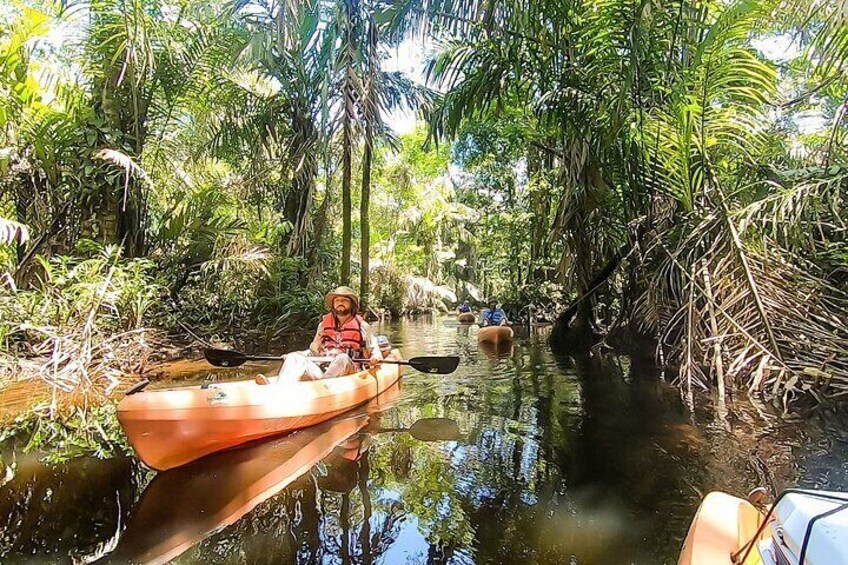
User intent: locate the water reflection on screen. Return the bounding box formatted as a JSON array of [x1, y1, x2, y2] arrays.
[[0, 454, 141, 563], [101, 385, 397, 564], [378, 418, 464, 443], [3, 317, 848, 564], [476, 340, 514, 360], [94, 385, 467, 564]]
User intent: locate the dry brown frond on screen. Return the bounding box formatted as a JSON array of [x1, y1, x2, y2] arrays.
[[629, 206, 848, 406]]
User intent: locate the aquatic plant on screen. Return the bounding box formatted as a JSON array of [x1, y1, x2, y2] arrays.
[[0, 403, 130, 462]]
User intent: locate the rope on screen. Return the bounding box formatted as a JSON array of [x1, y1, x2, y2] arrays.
[[732, 489, 848, 564]]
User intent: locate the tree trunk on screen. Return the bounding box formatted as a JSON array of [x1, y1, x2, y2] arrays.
[[359, 9, 377, 311], [309, 46, 333, 276], [285, 168, 314, 259], [118, 184, 146, 258], [285, 120, 317, 259], [360, 120, 373, 310], [340, 1, 357, 286], [550, 245, 626, 352], [341, 109, 353, 285], [309, 166, 334, 275]]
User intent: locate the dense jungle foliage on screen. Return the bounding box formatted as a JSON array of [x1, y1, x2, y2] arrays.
[[1, 0, 847, 429]]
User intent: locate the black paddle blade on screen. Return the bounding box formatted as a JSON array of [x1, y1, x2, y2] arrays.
[[204, 348, 249, 367], [407, 418, 463, 442], [408, 355, 460, 374]]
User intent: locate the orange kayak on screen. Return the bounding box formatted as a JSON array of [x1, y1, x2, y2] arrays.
[[458, 312, 476, 323], [679, 489, 848, 565], [677, 491, 764, 565], [109, 404, 389, 564], [477, 325, 514, 345], [117, 351, 403, 471]]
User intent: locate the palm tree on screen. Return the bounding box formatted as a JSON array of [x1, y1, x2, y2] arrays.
[[335, 0, 363, 285], [358, 2, 425, 309], [196, 0, 337, 269], [314, 0, 425, 297], [360, 8, 378, 307], [388, 0, 848, 403]]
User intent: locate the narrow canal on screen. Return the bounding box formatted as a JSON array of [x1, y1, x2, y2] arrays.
[[3, 317, 848, 564]]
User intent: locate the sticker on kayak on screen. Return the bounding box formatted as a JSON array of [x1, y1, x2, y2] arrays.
[[208, 389, 229, 406]]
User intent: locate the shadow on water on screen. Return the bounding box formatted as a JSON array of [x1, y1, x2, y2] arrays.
[[0, 454, 142, 563], [2, 317, 848, 564]]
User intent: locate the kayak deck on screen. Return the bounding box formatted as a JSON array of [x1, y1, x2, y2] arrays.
[[678, 489, 848, 565], [477, 325, 514, 344], [677, 491, 763, 565], [118, 351, 402, 470]]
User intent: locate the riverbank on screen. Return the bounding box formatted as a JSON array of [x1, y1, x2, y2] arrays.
[[0, 320, 325, 460], [0, 333, 193, 420]]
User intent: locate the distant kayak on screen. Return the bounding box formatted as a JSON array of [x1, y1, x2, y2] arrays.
[[458, 312, 476, 323], [118, 350, 403, 471], [477, 325, 514, 345], [678, 489, 848, 565]]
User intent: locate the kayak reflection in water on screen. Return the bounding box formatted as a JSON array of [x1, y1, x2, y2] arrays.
[[105, 385, 399, 564], [103, 412, 371, 565], [478, 339, 514, 359], [276, 286, 383, 384]]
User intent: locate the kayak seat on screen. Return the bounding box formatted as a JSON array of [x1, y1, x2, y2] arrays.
[[376, 335, 393, 358]]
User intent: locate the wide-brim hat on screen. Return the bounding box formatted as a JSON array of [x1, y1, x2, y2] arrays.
[[325, 286, 360, 310]]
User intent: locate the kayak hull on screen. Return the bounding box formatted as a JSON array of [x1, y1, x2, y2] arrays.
[[458, 312, 476, 323], [677, 491, 764, 565], [112, 413, 370, 565], [477, 325, 514, 345], [118, 351, 402, 471]]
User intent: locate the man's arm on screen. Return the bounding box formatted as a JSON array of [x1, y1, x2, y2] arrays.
[[309, 324, 323, 354]]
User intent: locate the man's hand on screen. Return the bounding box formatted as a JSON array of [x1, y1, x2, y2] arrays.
[[367, 355, 381, 368]]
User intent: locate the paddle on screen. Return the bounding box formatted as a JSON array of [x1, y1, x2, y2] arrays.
[[378, 418, 463, 442], [204, 348, 460, 374]]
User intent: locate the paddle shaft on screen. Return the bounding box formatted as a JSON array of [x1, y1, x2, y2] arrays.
[[219, 354, 403, 365], [256, 356, 426, 368], [204, 348, 460, 374], [273, 356, 408, 366], [239, 354, 295, 361]]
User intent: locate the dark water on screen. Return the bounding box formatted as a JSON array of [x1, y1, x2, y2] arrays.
[[2, 317, 848, 564]]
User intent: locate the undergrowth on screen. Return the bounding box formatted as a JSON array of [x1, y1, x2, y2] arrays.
[[0, 403, 129, 463]]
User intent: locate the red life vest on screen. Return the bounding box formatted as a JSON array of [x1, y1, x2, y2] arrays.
[[320, 313, 366, 355]]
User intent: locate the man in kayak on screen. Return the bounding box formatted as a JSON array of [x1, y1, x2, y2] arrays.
[[480, 300, 509, 326], [457, 300, 472, 313], [276, 286, 382, 383]]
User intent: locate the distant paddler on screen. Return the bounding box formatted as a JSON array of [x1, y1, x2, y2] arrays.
[[457, 300, 475, 323], [480, 299, 508, 327], [477, 299, 514, 345]]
